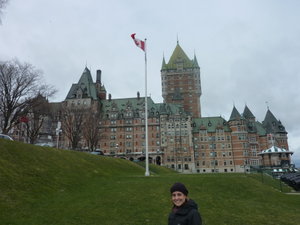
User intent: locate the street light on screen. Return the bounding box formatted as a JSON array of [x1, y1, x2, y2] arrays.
[[116, 143, 119, 156], [56, 121, 62, 149], [179, 112, 183, 173]]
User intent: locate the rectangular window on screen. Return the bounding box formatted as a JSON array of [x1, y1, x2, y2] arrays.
[[209, 144, 216, 149], [210, 152, 217, 157], [126, 142, 132, 147]]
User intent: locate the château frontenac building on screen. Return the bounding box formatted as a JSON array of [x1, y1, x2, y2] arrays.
[[11, 42, 292, 173]]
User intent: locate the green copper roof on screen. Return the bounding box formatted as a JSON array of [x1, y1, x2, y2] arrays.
[[254, 121, 267, 136], [243, 105, 255, 119], [162, 56, 166, 68], [229, 106, 242, 121], [263, 109, 278, 125], [262, 109, 287, 133], [66, 67, 98, 100], [79, 67, 94, 84], [101, 97, 153, 113], [101, 97, 185, 118], [161, 43, 199, 70], [156, 102, 184, 115], [193, 54, 199, 68], [192, 117, 231, 133]]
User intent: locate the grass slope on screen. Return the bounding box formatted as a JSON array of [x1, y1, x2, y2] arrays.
[[1, 140, 300, 225]]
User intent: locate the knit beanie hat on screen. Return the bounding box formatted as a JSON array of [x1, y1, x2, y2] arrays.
[[170, 182, 189, 196]]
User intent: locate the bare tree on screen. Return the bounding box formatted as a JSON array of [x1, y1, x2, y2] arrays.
[[0, 59, 55, 134], [23, 94, 51, 144], [82, 112, 100, 151], [61, 106, 85, 150], [0, 0, 9, 24]]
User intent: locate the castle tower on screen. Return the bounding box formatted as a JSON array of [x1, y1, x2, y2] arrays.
[[161, 42, 202, 118], [262, 109, 288, 150], [65, 67, 106, 109], [228, 106, 249, 171]]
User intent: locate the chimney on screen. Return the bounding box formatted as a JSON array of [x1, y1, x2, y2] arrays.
[[137, 91, 140, 100], [96, 70, 101, 83], [108, 93, 112, 101]]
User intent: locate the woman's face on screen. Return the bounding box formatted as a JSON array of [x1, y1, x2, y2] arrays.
[[171, 191, 187, 207]]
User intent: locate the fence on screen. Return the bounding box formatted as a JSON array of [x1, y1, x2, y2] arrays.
[[249, 166, 299, 192]]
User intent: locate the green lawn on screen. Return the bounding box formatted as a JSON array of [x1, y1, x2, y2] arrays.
[[1, 140, 300, 225]]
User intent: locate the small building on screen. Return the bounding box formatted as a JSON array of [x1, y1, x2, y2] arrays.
[[258, 146, 294, 168]]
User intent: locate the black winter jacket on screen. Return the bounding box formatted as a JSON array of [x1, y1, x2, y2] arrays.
[[168, 199, 202, 225]]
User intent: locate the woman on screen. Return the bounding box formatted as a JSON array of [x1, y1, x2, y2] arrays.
[[168, 182, 202, 225]]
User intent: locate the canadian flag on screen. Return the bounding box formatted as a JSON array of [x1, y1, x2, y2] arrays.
[[131, 33, 146, 52], [19, 116, 29, 123]]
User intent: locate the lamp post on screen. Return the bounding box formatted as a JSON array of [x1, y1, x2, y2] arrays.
[[115, 143, 119, 157], [56, 128, 62, 149], [56, 121, 62, 149], [179, 112, 183, 173]]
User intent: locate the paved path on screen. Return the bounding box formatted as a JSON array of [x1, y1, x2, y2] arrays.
[[285, 192, 300, 195]]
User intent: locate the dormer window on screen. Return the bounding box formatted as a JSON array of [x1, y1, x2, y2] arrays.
[[176, 58, 184, 71]]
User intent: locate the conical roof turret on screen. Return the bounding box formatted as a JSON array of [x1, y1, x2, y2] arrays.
[[78, 67, 94, 85], [162, 43, 198, 70], [193, 54, 200, 68], [263, 109, 277, 124], [161, 56, 167, 70], [229, 106, 241, 121], [65, 66, 98, 100], [243, 105, 255, 120], [262, 109, 287, 133]]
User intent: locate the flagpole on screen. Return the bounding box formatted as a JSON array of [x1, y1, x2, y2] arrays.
[[144, 38, 150, 177]]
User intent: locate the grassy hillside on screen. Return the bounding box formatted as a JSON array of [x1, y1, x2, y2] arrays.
[[1, 140, 300, 225]]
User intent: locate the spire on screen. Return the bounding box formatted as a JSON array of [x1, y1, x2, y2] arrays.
[[65, 66, 98, 100], [193, 54, 199, 68], [79, 67, 93, 84], [262, 109, 287, 134], [229, 106, 241, 121], [161, 54, 167, 70], [243, 105, 255, 120], [163, 43, 195, 70], [263, 109, 277, 125]]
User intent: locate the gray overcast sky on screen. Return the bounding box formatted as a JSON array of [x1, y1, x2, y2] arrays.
[[1, 0, 300, 166]]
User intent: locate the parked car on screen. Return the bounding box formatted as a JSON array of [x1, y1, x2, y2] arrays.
[[0, 134, 13, 141], [90, 150, 104, 155], [35, 142, 54, 147]]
